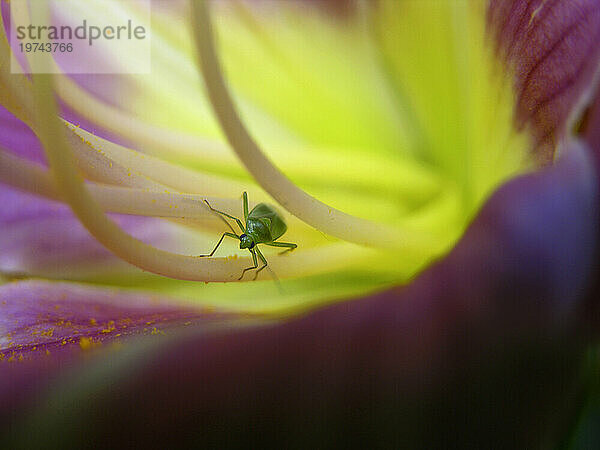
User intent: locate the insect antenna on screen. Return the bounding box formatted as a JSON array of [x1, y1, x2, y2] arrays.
[[204, 200, 238, 236]]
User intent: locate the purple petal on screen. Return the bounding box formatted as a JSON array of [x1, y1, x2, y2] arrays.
[[584, 91, 600, 157], [1, 140, 596, 447], [0, 280, 235, 358], [0, 185, 183, 279], [0, 280, 245, 434], [488, 0, 600, 162], [0, 105, 45, 164]]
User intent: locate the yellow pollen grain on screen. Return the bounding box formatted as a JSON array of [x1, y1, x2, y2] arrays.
[[101, 320, 116, 333], [79, 337, 93, 350], [89, 318, 97, 326]]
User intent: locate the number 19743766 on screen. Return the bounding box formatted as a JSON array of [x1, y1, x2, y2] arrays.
[[19, 42, 73, 53]]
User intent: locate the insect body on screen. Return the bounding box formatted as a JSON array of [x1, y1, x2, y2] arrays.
[[200, 192, 297, 280]]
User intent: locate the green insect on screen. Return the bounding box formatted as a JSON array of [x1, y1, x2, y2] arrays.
[[200, 192, 297, 281]]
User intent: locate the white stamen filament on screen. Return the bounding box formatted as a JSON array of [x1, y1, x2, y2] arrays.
[[0, 144, 350, 272], [191, 0, 441, 252], [0, 147, 240, 220], [0, 146, 323, 246], [0, 12, 34, 127], [33, 73, 259, 282], [64, 121, 252, 197], [54, 75, 238, 166], [0, 1, 448, 286], [55, 76, 440, 202]]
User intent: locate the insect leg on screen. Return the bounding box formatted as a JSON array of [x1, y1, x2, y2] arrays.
[[254, 247, 282, 291], [197, 232, 238, 257], [204, 200, 245, 233], [264, 241, 298, 255], [253, 246, 268, 281], [239, 249, 258, 281], [242, 191, 249, 222]]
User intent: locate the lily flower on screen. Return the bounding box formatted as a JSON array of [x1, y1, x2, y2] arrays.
[[1, 0, 599, 447]]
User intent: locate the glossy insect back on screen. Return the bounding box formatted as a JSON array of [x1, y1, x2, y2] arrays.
[[247, 203, 287, 243], [200, 192, 297, 282]]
